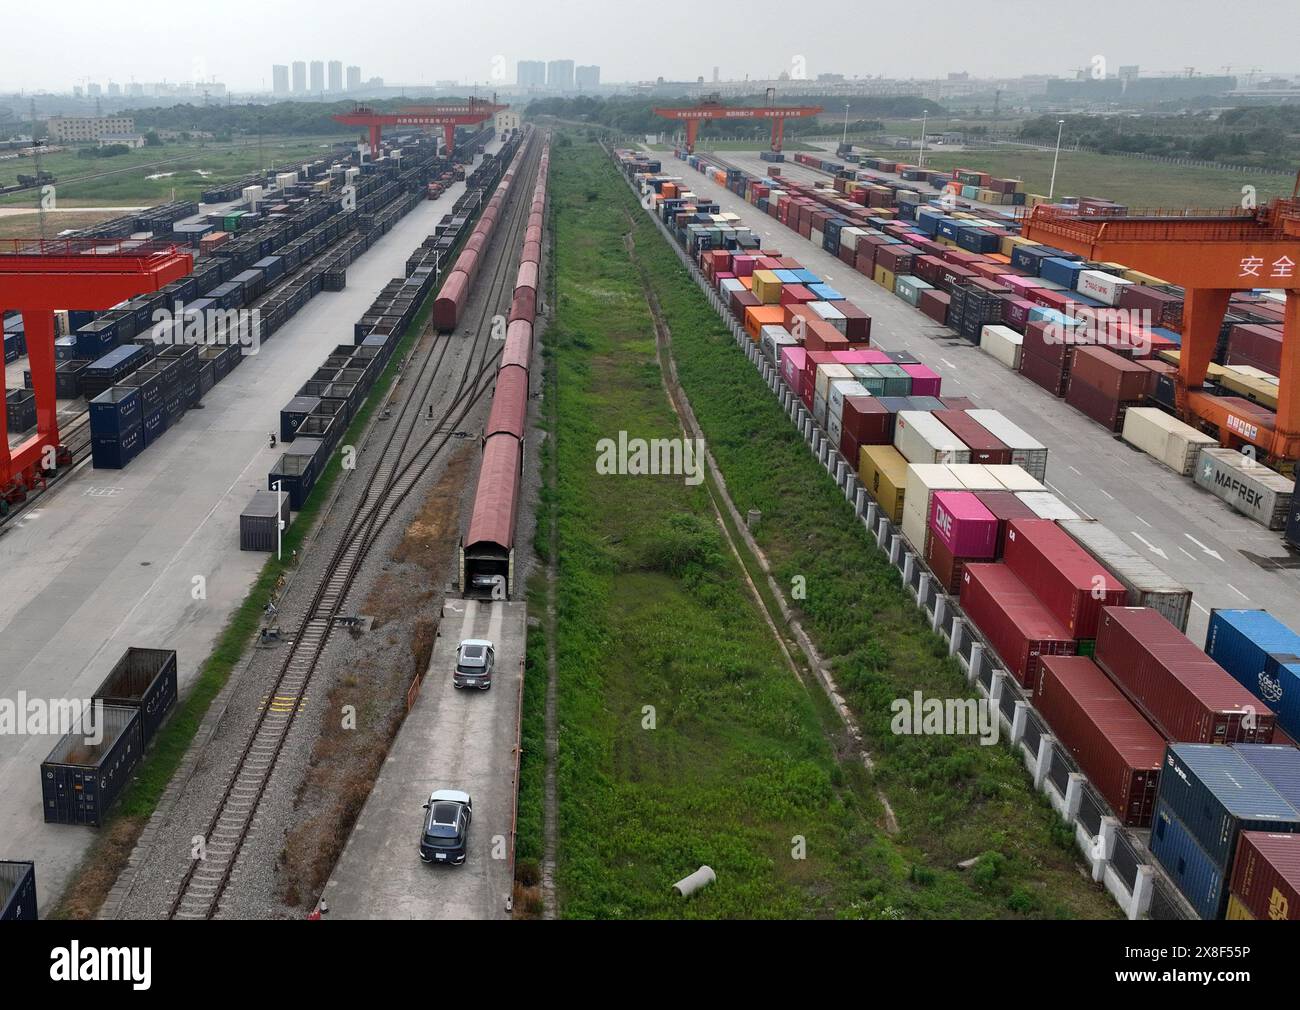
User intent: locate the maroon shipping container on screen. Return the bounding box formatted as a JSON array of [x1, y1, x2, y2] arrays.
[[938, 395, 979, 410], [1226, 324, 1283, 377], [1065, 373, 1129, 431], [841, 396, 893, 448], [1094, 607, 1276, 744], [1019, 348, 1069, 397], [1070, 345, 1152, 401], [837, 302, 872, 342], [926, 531, 971, 594], [1231, 831, 1300, 921], [933, 410, 1012, 465], [959, 563, 1076, 689], [730, 290, 760, 321], [1117, 284, 1183, 327], [1022, 319, 1080, 367], [972, 491, 1037, 557], [1003, 519, 1127, 640], [1035, 656, 1165, 828], [913, 254, 944, 285], [919, 288, 950, 324], [876, 245, 918, 275]]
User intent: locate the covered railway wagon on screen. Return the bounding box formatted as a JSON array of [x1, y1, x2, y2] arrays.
[[432, 130, 532, 331], [459, 133, 550, 597]]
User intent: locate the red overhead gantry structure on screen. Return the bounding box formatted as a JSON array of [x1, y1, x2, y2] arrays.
[[0, 239, 193, 503], [1021, 199, 1300, 465], [653, 97, 824, 155], [332, 98, 507, 157]]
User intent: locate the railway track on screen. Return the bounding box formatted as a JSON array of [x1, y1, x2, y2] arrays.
[[163, 132, 545, 920]]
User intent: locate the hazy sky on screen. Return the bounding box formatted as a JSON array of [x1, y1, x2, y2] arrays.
[[5, 0, 1297, 93]]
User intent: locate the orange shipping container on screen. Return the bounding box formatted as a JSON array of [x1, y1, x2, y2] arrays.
[[744, 305, 786, 342]]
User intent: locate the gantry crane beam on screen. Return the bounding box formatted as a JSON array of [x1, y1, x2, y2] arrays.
[[0, 239, 193, 497], [331, 99, 506, 157], [1022, 201, 1300, 462], [654, 99, 824, 154]]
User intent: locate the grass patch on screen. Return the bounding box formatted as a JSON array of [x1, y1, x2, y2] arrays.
[[545, 136, 1119, 920]]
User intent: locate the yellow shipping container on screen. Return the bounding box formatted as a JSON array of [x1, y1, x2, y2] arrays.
[[935, 237, 956, 247], [873, 265, 897, 292], [859, 445, 909, 522], [1225, 894, 1255, 920], [1124, 269, 1170, 286], [751, 269, 782, 304]]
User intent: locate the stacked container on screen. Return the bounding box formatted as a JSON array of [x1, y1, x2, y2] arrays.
[[960, 562, 1075, 688], [925, 490, 998, 593], [1204, 610, 1300, 742]]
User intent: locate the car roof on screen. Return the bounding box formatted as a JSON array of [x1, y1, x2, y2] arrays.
[[459, 639, 493, 649], [429, 788, 471, 805]]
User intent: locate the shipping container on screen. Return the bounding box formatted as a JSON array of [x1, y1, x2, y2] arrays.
[[933, 410, 1011, 466], [1035, 655, 1165, 827], [88, 386, 142, 439], [240, 489, 292, 552], [929, 490, 998, 560], [960, 563, 1076, 688], [979, 325, 1023, 370], [858, 444, 909, 522], [1193, 448, 1293, 530], [93, 647, 177, 749], [1121, 408, 1218, 477], [894, 410, 970, 465], [1058, 520, 1192, 632], [965, 410, 1048, 481], [1230, 831, 1300, 921], [1003, 519, 1127, 640], [1096, 608, 1275, 744], [1151, 799, 1230, 920], [41, 703, 142, 826], [0, 859, 36, 922], [1205, 610, 1300, 742], [972, 491, 1038, 557]]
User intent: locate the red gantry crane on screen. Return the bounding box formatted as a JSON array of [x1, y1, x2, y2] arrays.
[[1021, 198, 1300, 464], [0, 239, 193, 505], [653, 96, 824, 155], [332, 98, 507, 157]]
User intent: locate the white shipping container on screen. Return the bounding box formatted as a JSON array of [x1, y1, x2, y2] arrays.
[[1075, 269, 1133, 306], [276, 172, 299, 189], [828, 379, 870, 426], [1121, 407, 1218, 476], [720, 278, 745, 296], [810, 301, 847, 333], [947, 463, 1003, 492], [827, 412, 844, 455], [815, 362, 854, 402], [841, 227, 868, 251], [813, 391, 829, 428], [979, 325, 1024, 370], [966, 409, 1048, 481], [1058, 519, 1192, 631], [894, 411, 971, 465], [1193, 447, 1294, 529], [982, 464, 1044, 493], [901, 463, 963, 551], [1016, 491, 1079, 521], [760, 325, 796, 363]]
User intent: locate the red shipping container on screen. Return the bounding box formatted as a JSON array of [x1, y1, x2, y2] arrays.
[[1035, 656, 1165, 828], [779, 284, 816, 305], [930, 491, 998, 558], [1004, 519, 1127, 638], [784, 303, 820, 335], [933, 410, 1011, 465], [1018, 349, 1068, 397], [1231, 831, 1300, 921], [913, 254, 943, 285], [959, 563, 1076, 689], [1070, 345, 1152, 401], [1065, 373, 1129, 431], [919, 288, 950, 324], [925, 531, 972, 595], [1094, 606, 1276, 744], [730, 290, 760, 321], [837, 302, 872, 343], [972, 491, 1039, 558], [841, 396, 893, 447], [939, 395, 979, 410], [1226, 324, 1283, 377]]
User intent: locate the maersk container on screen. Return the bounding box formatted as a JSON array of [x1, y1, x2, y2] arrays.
[[1231, 830, 1300, 921], [894, 411, 970, 466], [1003, 519, 1127, 640], [41, 703, 142, 826], [965, 409, 1047, 481], [1150, 799, 1229, 920], [93, 647, 177, 749], [1122, 407, 1218, 477], [1206, 610, 1300, 742], [1058, 519, 1192, 632], [1096, 608, 1275, 744], [1157, 744, 1300, 872], [1035, 655, 1164, 827], [1193, 447, 1293, 529], [0, 861, 36, 920]]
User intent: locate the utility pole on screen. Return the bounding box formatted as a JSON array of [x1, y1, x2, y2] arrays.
[[31, 98, 46, 241], [917, 109, 927, 168], [1049, 119, 1066, 200]]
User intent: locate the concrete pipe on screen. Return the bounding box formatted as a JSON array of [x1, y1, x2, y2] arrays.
[[672, 865, 716, 897]]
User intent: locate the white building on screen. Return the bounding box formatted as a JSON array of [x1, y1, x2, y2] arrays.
[[47, 115, 136, 143]]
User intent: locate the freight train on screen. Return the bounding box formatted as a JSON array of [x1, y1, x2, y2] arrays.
[[458, 133, 549, 599]]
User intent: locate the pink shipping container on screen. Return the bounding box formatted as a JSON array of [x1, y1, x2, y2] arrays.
[[929, 491, 998, 559], [1003, 519, 1127, 640], [780, 346, 807, 399], [900, 363, 941, 397], [835, 349, 891, 365]]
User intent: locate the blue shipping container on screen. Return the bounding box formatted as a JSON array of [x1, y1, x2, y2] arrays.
[[809, 284, 843, 302], [1205, 609, 1300, 740], [84, 343, 148, 378], [1157, 744, 1300, 870], [91, 425, 143, 470], [1040, 256, 1086, 289], [89, 386, 142, 438], [1150, 799, 1228, 920], [1233, 744, 1300, 812]]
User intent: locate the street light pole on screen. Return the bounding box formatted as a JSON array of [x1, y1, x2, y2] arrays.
[[918, 110, 928, 168], [841, 103, 850, 148], [273, 480, 284, 561], [1049, 119, 1065, 200]]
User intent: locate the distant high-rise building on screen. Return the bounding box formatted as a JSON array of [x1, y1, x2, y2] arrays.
[[127, 82, 143, 97], [575, 65, 600, 90], [310, 60, 324, 92], [346, 65, 361, 91], [328, 60, 343, 92], [87, 82, 102, 98], [547, 60, 575, 91], [292, 61, 306, 93], [517, 60, 546, 88], [1119, 65, 1140, 81], [107, 82, 121, 97], [713, 66, 720, 83], [273, 64, 290, 95]]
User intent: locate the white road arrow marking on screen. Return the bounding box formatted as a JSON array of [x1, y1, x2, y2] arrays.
[[1184, 534, 1224, 562], [940, 358, 955, 369], [1131, 532, 1168, 560]]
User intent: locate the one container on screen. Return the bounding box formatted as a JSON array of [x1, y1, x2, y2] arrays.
[[88, 386, 142, 439], [1230, 831, 1300, 921], [1035, 655, 1165, 827], [1015, 490, 1079, 521], [894, 411, 970, 465], [1193, 448, 1294, 530], [240, 489, 292, 552], [1058, 519, 1192, 632], [1122, 407, 1218, 477], [92, 647, 177, 749], [972, 491, 1038, 557], [0, 861, 36, 920], [41, 704, 143, 826], [959, 563, 1076, 688], [965, 409, 1048, 481], [1205, 610, 1300, 742], [929, 490, 998, 560], [1095, 607, 1276, 744], [1003, 519, 1127, 640]]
